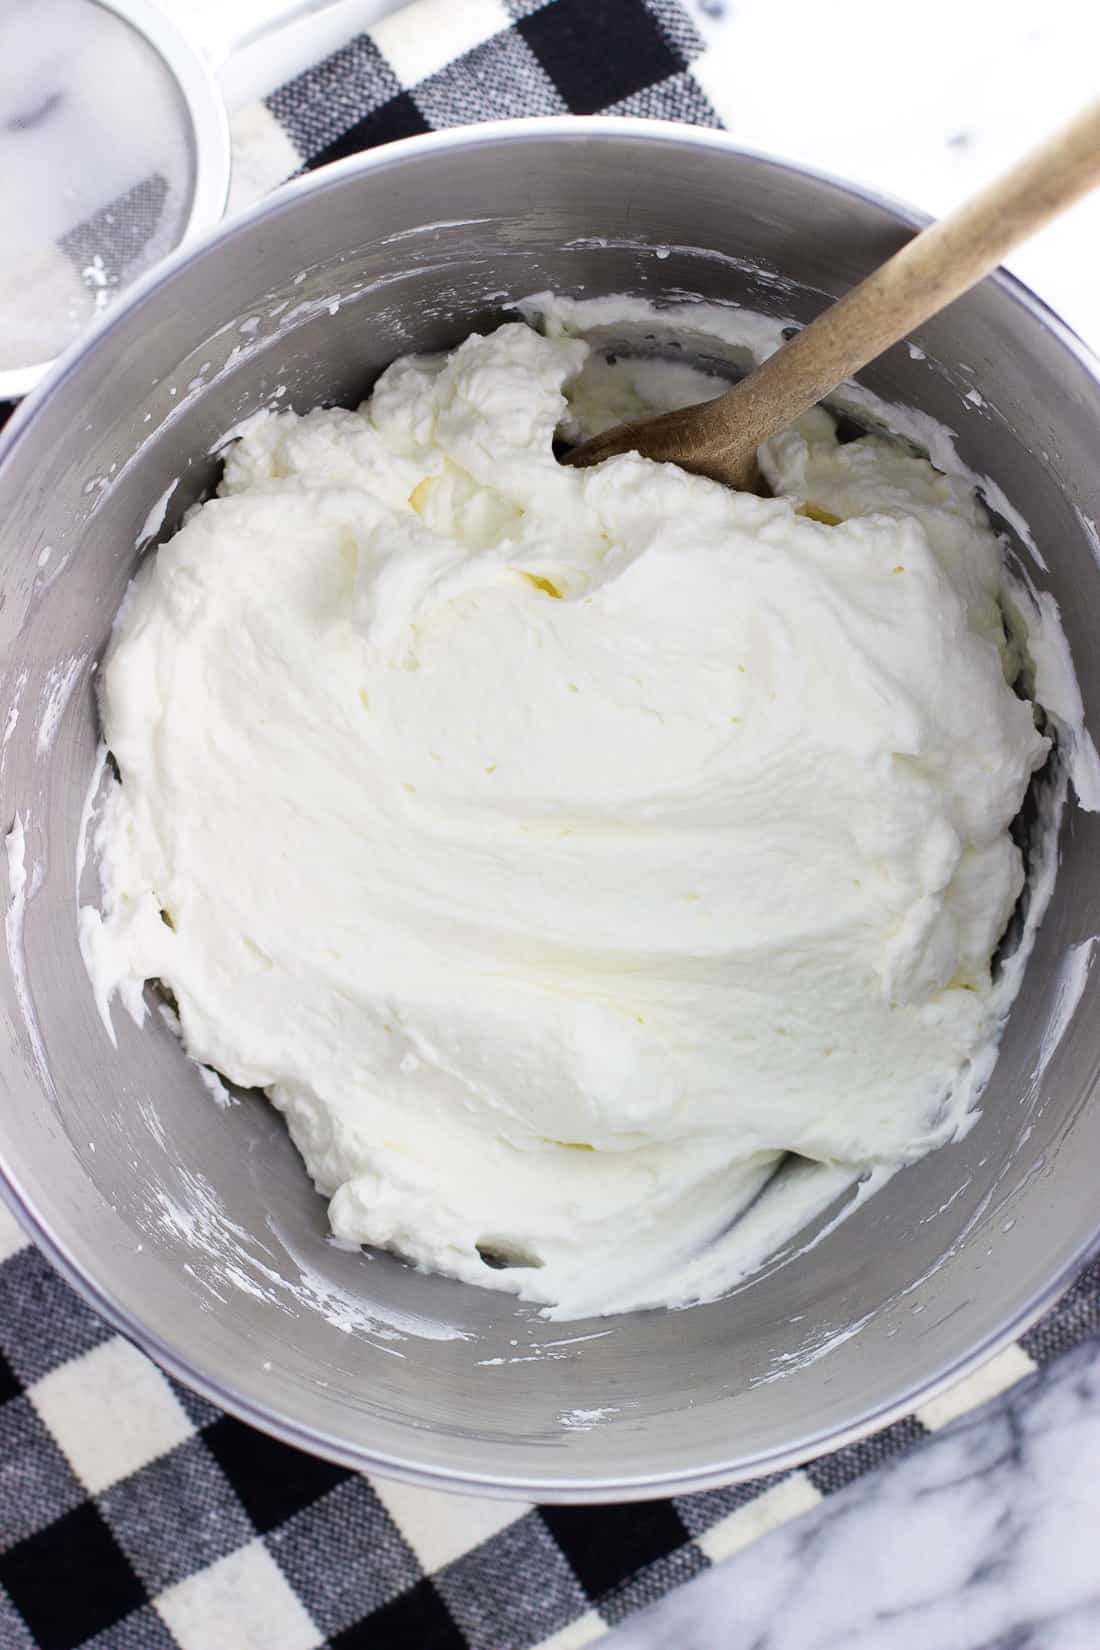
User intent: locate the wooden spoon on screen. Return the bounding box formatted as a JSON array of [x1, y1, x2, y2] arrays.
[[564, 100, 1100, 491]]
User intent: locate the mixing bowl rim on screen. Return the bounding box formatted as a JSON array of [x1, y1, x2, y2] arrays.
[[6, 111, 1097, 457], [3, 1166, 1099, 1502], [2, 114, 1100, 1502]]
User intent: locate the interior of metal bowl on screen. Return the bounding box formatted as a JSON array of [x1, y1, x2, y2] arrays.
[[2, 119, 1100, 1501]]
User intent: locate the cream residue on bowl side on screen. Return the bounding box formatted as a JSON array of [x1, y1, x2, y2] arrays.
[[74, 293, 1092, 1323]]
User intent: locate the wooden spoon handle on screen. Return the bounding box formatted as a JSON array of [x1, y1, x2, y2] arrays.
[[569, 98, 1100, 489]]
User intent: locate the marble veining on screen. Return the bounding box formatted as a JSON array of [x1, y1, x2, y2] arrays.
[[607, 1335, 1100, 1649]]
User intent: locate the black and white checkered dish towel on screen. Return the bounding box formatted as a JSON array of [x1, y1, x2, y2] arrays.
[[2, 2, 1099, 1648]]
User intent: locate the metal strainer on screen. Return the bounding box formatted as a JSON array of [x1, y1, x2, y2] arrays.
[[0, 0, 338, 398]]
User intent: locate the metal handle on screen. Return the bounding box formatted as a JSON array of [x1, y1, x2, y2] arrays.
[[179, 0, 350, 67]]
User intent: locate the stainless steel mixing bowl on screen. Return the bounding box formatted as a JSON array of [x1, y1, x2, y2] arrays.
[[2, 118, 1099, 1502]]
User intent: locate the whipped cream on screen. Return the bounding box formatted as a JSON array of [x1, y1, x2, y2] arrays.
[[82, 299, 1057, 1318]]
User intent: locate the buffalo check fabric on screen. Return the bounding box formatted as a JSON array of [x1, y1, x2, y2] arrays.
[[223, 0, 721, 214], [2, 1189, 1098, 1650], [3, 0, 1100, 1646]]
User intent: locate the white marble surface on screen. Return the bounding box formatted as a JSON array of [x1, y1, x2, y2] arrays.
[[607, 1336, 1100, 1650], [684, 0, 1100, 354]]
